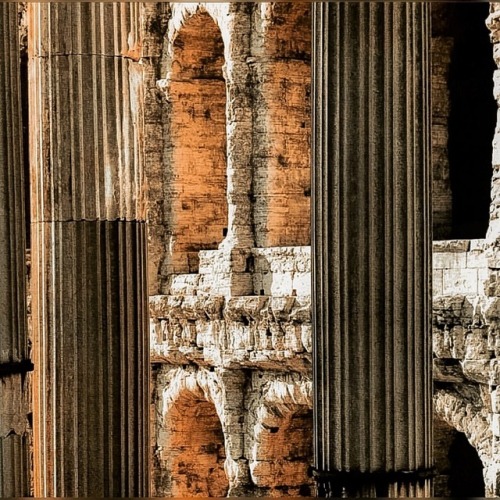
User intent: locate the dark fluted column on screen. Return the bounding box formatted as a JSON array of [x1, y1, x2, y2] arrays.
[[28, 3, 149, 496], [312, 3, 432, 497], [0, 4, 31, 497]]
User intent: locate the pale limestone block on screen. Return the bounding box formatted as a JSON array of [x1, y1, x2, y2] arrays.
[[301, 324, 312, 353], [461, 360, 490, 384], [466, 250, 487, 269], [433, 252, 466, 269], [491, 388, 500, 413], [464, 328, 489, 360], [432, 240, 470, 253], [292, 272, 311, 296], [492, 413, 500, 437], [443, 268, 478, 295], [270, 271, 294, 296], [433, 328, 451, 359], [432, 269, 444, 296], [469, 239, 486, 252]]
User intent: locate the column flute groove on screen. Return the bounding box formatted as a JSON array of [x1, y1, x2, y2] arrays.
[[29, 3, 149, 496], [312, 3, 432, 497], [0, 3, 30, 497]]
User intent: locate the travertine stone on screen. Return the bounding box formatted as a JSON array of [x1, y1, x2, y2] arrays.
[[312, 3, 432, 496], [0, 4, 30, 497], [251, 3, 311, 248], [28, 3, 149, 496], [29, 2, 146, 223], [434, 384, 493, 493], [153, 365, 248, 497]]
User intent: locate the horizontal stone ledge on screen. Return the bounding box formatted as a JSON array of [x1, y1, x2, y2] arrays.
[[149, 294, 311, 323], [432, 239, 474, 253], [149, 351, 312, 373]]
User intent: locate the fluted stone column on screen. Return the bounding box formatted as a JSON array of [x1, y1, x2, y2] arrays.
[[312, 3, 432, 497], [28, 3, 149, 496], [0, 4, 31, 497]]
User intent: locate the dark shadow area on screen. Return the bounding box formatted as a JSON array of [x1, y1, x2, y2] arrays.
[[448, 431, 485, 497], [445, 3, 496, 239]]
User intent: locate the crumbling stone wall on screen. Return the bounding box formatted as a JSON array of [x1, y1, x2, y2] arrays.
[[144, 1, 500, 497], [251, 3, 311, 247]]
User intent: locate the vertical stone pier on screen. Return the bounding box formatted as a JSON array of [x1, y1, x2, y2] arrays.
[[28, 3, 149, 496], [0, 4, 31, 497], [312, 3, 432, 497]]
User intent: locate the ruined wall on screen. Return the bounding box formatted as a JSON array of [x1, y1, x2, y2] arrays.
[[143, 3, 500, 496], [142, 1, 500, 497]]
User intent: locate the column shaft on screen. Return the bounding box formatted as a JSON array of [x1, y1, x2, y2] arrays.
[[312, 3, 432, 497], [0, 4, 30, 497], [29, 3, 149, 496]]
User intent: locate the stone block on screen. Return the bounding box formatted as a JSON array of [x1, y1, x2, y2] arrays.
[[432, 328, 451, 359], [491, 358, 500, 385], [469, 239, 485, 252], [432, 269, 443, 296], [433, 358, 465, 383], [466, 250, 486, 269], [461, 359, 490, 384], [492, 388, 500, 413], [464, 328, 489, 360], [442, 268, 478, 295], [301, 324, 312, 353], [292, 272, 311, 296], [433, 252, 466, 270], [449, 326, 466, 359], [432, 240, 470, 253], [493, 413, 500, 437], [269, 271, 294, 297]]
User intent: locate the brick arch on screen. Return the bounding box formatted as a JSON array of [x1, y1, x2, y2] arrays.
[[164, 8, 228, 274], [433, 385, 493, 494], [252, 2, 311, 248], [155, 368, 229, 497], [248, 376, 314, 496]]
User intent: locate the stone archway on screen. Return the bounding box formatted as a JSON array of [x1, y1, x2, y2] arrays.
[[434, 415, 485, 497], [433, 385, 493, 495], [247, 373, 314, 496], [163, 390, 229, 497], [165, 9, 228, 274]]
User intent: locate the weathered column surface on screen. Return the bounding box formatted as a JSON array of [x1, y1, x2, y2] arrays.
[[0, 3, 31, 497], [29, 3, 149, 496], [312, 3, 432, 497]]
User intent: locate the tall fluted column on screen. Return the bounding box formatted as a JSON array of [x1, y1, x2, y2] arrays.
[[28, 3, 149, 496], [0, 4, 30, 497], [312, 3, 432, 497]]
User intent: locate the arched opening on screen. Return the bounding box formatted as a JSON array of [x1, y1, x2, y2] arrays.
[[159, 391, 228, 497], [431, 3, 495, 240], [253, 3, 311, 247], [250, 407, 313, 496], [434, 416, 485, 497], [166, 11, 228, 274]]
